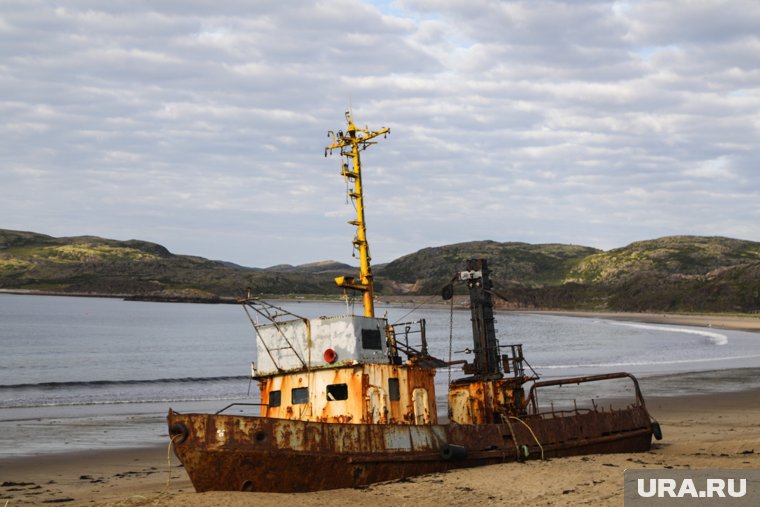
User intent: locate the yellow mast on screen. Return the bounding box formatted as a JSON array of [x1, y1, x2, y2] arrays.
[[325, 111, 389, 318]]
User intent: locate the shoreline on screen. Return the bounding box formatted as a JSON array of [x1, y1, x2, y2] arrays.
[[3, 291, 760, 331], [523, 309, 760, 333], [2, 388, 759, 506]]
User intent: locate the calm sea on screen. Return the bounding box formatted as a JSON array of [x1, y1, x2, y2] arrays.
[[1, 293, 759, 457]]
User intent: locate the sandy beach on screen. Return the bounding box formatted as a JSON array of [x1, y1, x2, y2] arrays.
[[1, 388, 758, 506], [2, 311, 759, 506]]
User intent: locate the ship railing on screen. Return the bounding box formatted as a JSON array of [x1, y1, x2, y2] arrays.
[[239, 297, 308, 372], [386, 319, 427, 360], [525, 372, 647, 416], [487, 343, 540, 380], [386, 319, 446, 366]]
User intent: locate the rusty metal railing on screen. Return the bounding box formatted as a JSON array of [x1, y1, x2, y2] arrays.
[[525, 372, 647, 415]]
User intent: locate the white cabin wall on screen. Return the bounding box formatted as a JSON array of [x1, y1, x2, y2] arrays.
[[254, 316, 388, 376]]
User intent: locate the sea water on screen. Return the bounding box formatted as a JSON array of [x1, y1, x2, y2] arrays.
[[1, 293, 759, 457]]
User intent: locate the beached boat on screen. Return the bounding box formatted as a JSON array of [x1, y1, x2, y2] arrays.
[[167, 112, 661, 493]]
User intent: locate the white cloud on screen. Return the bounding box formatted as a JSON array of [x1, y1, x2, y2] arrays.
[[1, 0, 759, 266], [684, 156, 736, 179]]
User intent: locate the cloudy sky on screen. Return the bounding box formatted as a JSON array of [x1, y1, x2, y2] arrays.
[[2, 1, 759, 267]]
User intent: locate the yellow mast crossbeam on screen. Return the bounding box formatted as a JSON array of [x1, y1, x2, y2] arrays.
[[325, 111, 390, 318]]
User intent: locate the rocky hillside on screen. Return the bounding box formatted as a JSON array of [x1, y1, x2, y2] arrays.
[[372, 236, 760, 313], [1, 229, 759, 313], [376, 240, 600, 293], [0, 229, 345, 299], [565, 236, 760, 284]]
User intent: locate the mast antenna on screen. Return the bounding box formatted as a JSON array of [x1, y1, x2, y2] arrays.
[[325, 111, 390, 317]]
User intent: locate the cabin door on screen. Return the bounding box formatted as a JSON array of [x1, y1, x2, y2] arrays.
[[367, 387, 387, 424], [412, 388, 430, 424]]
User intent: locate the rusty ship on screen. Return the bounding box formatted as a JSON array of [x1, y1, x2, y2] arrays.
[[167, 112, 661, 493]]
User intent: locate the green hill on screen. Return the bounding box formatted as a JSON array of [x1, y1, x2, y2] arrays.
[[565, 236, 760, 284], [1, 229, 759, 313], [494, 236, 760, 313], [0, 229, 347, 300], [376, 240, 599, 293], [263, 261, 355, 274]]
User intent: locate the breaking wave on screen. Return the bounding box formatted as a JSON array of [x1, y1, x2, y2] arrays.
[[0, 375, 255, 410], [0, 375, 248, 390], [538, 353, 760, 370], [606, 321, 729, 345]]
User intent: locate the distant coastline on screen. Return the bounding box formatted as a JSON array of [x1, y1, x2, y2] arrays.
[[0, 288, 128, 299], [3, 289, 759, 332], [3, 228, 760, 314]]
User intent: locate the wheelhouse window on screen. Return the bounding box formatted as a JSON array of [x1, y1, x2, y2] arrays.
[[268, 390, 281, 407], [326, 383, 348, 401], [291, 387, 308, 405], [388, 378, 400, 401], [361, 328, 382, 350]]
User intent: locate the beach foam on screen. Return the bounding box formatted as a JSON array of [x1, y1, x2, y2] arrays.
[[607, 321, 729, 345]]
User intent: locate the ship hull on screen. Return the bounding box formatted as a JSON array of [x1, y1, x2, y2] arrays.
[[168, 406, 653, 493]]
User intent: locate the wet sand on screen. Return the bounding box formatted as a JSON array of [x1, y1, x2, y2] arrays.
[[2, 388, 758, 506]]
